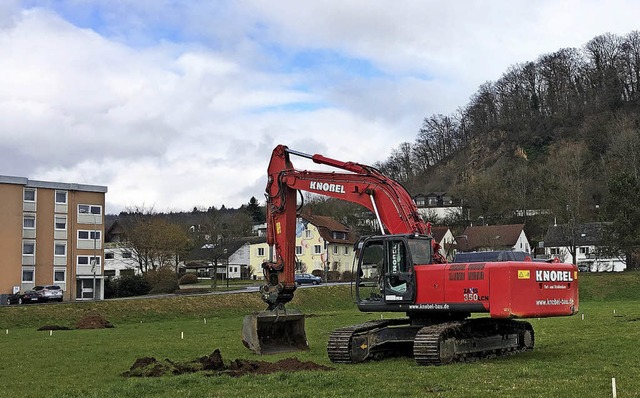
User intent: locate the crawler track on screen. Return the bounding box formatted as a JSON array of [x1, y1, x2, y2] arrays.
[[413, 318, 534, 365], [328, 318, 534, 365], [327, 319, 412, 364]]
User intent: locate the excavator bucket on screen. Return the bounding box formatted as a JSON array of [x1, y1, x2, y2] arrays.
[[242, 310, 309, 355]]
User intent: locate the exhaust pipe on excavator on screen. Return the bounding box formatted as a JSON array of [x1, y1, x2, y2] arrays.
[[242, 309, 309, 354]]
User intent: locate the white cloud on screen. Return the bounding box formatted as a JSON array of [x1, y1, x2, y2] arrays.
[[2, 1, 639, 213]]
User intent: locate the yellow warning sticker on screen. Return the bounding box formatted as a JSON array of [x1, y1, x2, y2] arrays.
[[518, 270, 530, 279], [276, 222, 281, 235]]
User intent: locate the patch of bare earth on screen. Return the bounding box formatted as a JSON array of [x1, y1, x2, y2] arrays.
[[122, 349, 333, 378], [75, 313, 114, 329]]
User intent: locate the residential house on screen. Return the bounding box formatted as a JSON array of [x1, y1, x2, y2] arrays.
[[413, 192, 463, 222], [249, 213, 357, 276], [457, 224, 531, 253], [103, 244, 138, 278], [543, 222, 625, 271], [431, 226, 456, 261], [182, 237, 264, 280], [0, 175, 107, 304]]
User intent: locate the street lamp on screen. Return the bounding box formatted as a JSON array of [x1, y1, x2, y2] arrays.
[[224, 248, 229, 288]]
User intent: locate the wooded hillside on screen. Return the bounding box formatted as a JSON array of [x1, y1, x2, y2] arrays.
[[373, 31, 640, 264]]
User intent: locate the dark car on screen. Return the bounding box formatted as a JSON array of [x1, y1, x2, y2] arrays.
[[33, 285, 64, 302], [453, 251, 531, 263], [6, 290, 42, 305], [295, 273, 322, 285]]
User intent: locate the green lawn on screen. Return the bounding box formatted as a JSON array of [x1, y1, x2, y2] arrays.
[[1, 272, 639, 397]]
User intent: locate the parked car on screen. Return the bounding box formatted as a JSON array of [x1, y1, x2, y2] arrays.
[[295, 273, 322, 285], [33, 285, 64, 302], [6, 290, 42, 305]]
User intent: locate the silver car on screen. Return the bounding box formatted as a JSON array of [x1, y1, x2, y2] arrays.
[[33, 285, 64, 302]]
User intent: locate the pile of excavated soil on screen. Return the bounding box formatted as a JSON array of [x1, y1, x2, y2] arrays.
[[122, 349, 333, 378], [75, 313, 114, 329]]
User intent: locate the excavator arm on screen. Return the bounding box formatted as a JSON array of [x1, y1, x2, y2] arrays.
[[261, 145, 432, 306], [243, 145, 443, 355]]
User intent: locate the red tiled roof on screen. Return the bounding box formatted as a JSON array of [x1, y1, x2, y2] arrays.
[[457, 224, 525, 251], [299, 213, 356, 244]]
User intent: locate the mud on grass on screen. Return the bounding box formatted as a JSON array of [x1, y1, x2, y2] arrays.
[[122, 349, 333, 378]]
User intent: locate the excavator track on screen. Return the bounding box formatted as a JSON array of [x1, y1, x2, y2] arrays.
[[413, 318, 534, 366], [328, 318, 534, 365], [327, 319, 413, 364]]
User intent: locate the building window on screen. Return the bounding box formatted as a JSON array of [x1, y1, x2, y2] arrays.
[[104, 270, 116, 278], [295, 246, 303, 255], [54, 243, 66, 256], [24, 188, 36, 202], [105, 252, 115, 260], [22, 267, 35, 283], [333, 246, 338, 254], [54, 268, 66, 283], [550, 248, 560, 255], [78, 204, 102, 215], [55, 215, 67, 230], [122, 251, 132, 259], [55, 191, 67, 204], [257, 247, 265, 256], [579, 247, 590, 255], [77, 256, 101, 265], [344, 246, 349, 255], [23, 241, 35, 255], [314, 245, 322, 254], [305, 230, 312, 238], [78, 230, 101, 240], [23, 214, 36, 229], [332, 232, 347, 240]]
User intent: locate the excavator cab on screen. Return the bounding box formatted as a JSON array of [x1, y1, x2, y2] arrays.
[[356, 235, 430, 308]]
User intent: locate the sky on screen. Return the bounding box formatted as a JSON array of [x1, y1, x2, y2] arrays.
[[1, 1, 639, 214]]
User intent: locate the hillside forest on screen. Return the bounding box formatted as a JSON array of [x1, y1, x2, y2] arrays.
[[367, 30, 640, 266]]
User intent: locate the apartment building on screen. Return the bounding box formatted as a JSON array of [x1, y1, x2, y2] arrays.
[[0, 175, 108, 304]]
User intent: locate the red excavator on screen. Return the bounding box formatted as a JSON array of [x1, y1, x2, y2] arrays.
[[242, 145, 579, 365]]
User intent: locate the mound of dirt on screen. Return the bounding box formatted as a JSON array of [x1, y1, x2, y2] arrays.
[[122, 349, 333, 378], [76, 313, 114, 329], [37, 325, 72, 331]]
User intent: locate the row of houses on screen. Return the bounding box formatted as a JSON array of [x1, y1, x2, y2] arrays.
[[0, 175, 626, 305]]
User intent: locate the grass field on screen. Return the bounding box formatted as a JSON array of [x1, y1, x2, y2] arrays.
[[1, 272, 640, 397]]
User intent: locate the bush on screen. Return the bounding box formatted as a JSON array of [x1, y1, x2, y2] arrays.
[[341, 270, 355, 282], [104, 277, 117, 299], [311, 270, 323, 278], [115, 274, 152, 297], [326, 270, 341, 282], [179, 273, 198, 284], [144, 267, 177, 285], [145, 266, 179, 295]]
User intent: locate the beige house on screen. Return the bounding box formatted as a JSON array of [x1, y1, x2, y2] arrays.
[[249, 213, 357, 277], [0, 175, 107, 304]]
